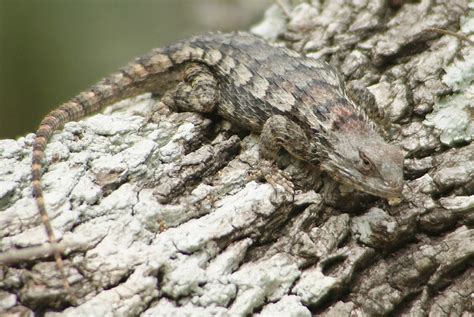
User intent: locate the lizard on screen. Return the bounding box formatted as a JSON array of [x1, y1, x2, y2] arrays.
[[27, 31, 404, 298]]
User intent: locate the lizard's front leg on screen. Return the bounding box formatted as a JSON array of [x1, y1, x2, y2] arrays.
[[259, 115, 317, 163], [257, 115, 317, 192]]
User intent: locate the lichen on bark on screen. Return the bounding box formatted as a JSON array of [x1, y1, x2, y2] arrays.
[[1, 1, 473, 315]]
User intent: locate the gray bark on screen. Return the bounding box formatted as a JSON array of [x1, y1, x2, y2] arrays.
[[1, 0, 473, 316]]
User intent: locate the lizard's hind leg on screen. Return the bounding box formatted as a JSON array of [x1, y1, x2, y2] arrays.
[[161, 63, 219, 113]]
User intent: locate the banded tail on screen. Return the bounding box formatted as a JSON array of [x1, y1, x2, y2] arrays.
[[30, 32, 230, 296]]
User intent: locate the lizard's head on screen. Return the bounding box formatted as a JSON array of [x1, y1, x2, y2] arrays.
[[321, 130, 404, 199]]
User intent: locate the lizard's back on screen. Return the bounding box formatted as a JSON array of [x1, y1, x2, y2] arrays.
[[158, 32, 348, 133]]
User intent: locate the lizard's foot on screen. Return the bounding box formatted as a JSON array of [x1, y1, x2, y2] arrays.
[[248, 159, 294, 194], [140, 99, 170, 130]]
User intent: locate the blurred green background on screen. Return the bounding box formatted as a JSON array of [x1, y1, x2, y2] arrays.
[[0, 0, 270, 139]]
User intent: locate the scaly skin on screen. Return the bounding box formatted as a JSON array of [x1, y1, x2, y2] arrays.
[[29, 31, 404, 298]]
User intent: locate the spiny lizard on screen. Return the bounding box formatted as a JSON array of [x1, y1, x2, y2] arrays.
[[29, 32, 403, 296]]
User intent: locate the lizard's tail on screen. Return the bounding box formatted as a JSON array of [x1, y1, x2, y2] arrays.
[[31, 99, 93, 296], [30, 34, 224, 297], [30, 50, 181, 296], [31, 76, 142, 297]]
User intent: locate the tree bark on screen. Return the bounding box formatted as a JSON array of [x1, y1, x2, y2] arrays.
[[1, 0, 473, 315]]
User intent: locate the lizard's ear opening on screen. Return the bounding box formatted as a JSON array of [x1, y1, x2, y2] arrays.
[[358, 150, 375, 175]]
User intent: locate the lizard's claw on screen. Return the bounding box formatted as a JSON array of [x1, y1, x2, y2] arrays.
[[140, 100, 170, 130], [248, 159, 295, 194]]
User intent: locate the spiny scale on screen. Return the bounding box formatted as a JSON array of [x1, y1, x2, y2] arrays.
[[30, 32, 404, 298]]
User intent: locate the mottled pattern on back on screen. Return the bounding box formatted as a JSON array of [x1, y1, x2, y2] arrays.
[[166, 32, 348, 133]]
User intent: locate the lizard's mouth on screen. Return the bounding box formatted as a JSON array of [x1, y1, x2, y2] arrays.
[[321, 163, 403, 199], [347, 180, 403, 199]]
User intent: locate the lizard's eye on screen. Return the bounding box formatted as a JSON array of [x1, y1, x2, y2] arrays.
[[358, 150, 374, 175]]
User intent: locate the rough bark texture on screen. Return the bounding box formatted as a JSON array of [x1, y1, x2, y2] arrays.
[[1, 0, 473, 316]]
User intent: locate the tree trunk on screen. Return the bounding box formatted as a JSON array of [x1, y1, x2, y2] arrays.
[[0, 1, 472, 315]]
